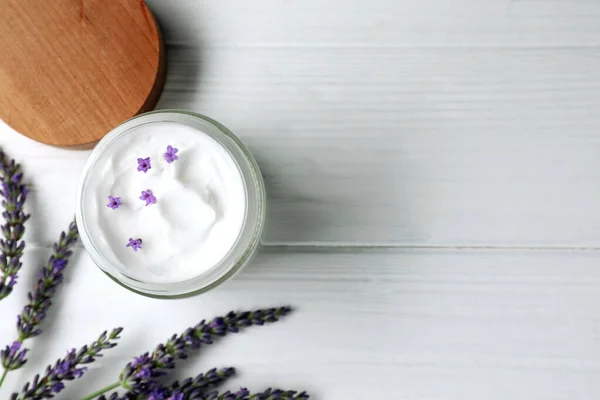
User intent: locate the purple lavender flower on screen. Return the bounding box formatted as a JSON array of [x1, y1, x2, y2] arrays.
[[210, 317, 225, 329], [106, 196, 122, 210], [101, 368, 236, 400], [137, 366, 152, 379], [164, 145, 179, 163], [170, 368, 236, 396], [126, 238, 143, 252], [83, 308, 297, 400], [147, 386, 170, 400], [1, 341, 27, 371], [10, 328, 123, 400], [137, 157, 151, 173], [99, 368, 309, 400], [131, 353, 150, 367], [111, 308, 292, 395], [16, 222, 79, 342], [139, 190, 157, 206], [0, 149, 30, 302], [207, 388, 310, 400], [51, 381, 65, 393]]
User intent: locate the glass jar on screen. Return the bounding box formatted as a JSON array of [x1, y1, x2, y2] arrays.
[[75, 110, 265, 298]]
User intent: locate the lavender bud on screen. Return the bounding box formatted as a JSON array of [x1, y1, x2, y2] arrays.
[[1, 224, 10, 239], [1, 341, 27, 370], [11, 173, 22, 184]]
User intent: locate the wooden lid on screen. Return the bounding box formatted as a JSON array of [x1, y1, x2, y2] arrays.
[[0, 0, 166, 146]]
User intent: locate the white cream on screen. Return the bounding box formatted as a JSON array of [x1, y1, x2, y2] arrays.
[[81, 121, 246, 284]]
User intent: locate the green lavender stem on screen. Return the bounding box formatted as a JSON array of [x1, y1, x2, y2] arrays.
[[0, 369, 8, 387]]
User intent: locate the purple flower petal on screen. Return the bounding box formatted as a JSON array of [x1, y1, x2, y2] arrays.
[[9, 341, 21, 357], [139, 190, 157, 206], [137, 157, 151, 173], [136, 367, 152, 379], [74, 366, 87, 378], [147, 387, 169, 400], [56, 360, 70, 375], [17, 349, 27, 362], [210, 317, 225, 328], [131, 354, 149, 367], [106, 196, 122, 210], [167, 393, 184, 400], [126, 238, 143, 252], [164, 145, 179, 163], [51, 382, 65, 393], [52, 259, 67, 272]]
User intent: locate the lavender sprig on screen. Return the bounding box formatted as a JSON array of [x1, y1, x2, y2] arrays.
[[97, 369, 309, 400], [17, 221, 79, 341], [0, 221, 80, 387], [10, 328, 123, 400], [0, 341, 28, 386], [120, 307, 291, 392], [208, 388, 310, 400], [98, 368, 236, 400], [1, 342, 27, 371], [0, 150, 30, 301], [83, 307, 292, 400]]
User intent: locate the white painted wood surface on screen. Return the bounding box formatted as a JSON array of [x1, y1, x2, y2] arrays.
[[1, 0, 600, 398], [2, 248, 600, 399]]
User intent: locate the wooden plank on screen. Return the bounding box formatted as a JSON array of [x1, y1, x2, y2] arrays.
[[2, 0, 600, 246], [3, 46, 600, 246], [161, 46, 600, 246], [1, 248, 599, 398], [146, 0, 600, 47]]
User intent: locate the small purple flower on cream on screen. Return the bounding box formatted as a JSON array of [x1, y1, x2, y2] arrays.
[[106, 196, 122, 210], [126, 238, 143, 252], [139, 189, 157, 206], [137, 157, 151, 173], [164, 145, 179, 163]]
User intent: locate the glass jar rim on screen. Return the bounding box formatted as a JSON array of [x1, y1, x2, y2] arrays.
[[75, 110, 266, 298]]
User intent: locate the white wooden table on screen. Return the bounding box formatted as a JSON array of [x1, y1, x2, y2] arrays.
[[2, 1, 600, 398]]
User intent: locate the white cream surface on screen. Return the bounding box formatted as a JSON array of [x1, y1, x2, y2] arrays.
[[82, 121, 246, 284]]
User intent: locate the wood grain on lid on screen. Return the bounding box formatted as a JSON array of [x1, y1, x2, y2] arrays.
[[0, 0, 166, 146]]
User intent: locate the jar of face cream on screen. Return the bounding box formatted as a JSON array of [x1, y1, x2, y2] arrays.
[[75, 110, 265, 298]]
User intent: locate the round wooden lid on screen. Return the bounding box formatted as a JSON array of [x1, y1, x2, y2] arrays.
[[0, 0, 166, 146]]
